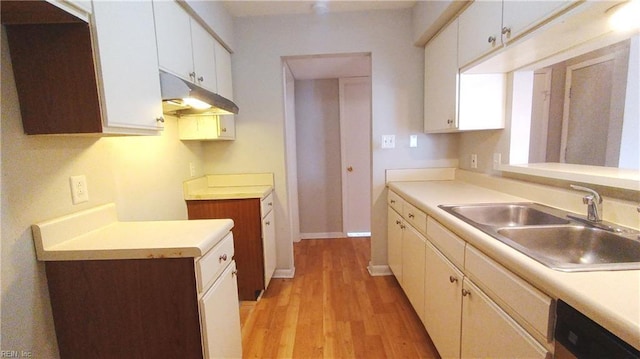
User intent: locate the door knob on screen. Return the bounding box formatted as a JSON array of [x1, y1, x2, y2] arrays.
[[347, 166, 353, 172]]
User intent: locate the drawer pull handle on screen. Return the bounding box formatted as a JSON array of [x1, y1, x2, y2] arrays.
[[449, 276, 458, 283], [219, 254, 228, 262], [462, 289, 471, 297], [269, 202, 273, 206], [390, 199, 396, 204], [487, 35, 496, 45], [408, 213, 414, 219], [395, 220, 401, 225], [232, 270, 238, 277], [265, 221, 271, 225], [400, 224, 406, 229]]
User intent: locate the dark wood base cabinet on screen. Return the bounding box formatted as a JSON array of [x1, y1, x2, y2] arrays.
[[187, 199, 264, 300], [45, 258, 203, 359]]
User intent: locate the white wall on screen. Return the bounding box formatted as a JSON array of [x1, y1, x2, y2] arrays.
[[201, 9, 458, 271], [295, 79, 343, 236], [412, 0, 466, 46], [1, 28, 204, 357]]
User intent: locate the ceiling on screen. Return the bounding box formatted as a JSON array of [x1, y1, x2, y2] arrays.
[[221, 0, 416, 18]]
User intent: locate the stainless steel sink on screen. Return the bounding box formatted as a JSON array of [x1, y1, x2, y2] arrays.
[[443, 203, 570, 227], [438, 202, 640, 272], [497, 226, 640, 271]]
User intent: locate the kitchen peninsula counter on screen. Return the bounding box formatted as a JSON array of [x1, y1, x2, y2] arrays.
[[32, 203, 233, 261], [183, 173, 273, 201], [387, 179, 640, 351]]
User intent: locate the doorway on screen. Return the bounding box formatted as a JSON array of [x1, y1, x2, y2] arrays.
[[282, 53, 372, 240]]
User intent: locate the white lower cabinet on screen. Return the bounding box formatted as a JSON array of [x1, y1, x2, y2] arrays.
[[386, 189, 553, 358], [401, 225, 427, 322], [387, 207, 404, 283], [199, 261, 243, 359], [461, 278, 548, 359], [423, 240, 463, 358]]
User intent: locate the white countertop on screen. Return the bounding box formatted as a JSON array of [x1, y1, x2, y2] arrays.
[[388, 180, 640, 351], [32, 203, 234, 261], [183, 173, 274, 200]]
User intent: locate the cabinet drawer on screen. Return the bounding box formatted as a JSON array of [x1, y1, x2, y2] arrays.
[[403, 202, 427, 235], [426, 217, 466, 269], [387, 190, 404, 213], [465, 245, 553, 343], [196, 232, 234, 294], [261, 192, 274, 218]]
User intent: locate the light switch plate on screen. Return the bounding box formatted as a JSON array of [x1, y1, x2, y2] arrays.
[[70, 175, 89, 204], [409, 135, 418, 148]]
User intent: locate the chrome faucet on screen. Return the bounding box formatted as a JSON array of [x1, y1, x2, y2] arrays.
[[570, 185, 603, 222]]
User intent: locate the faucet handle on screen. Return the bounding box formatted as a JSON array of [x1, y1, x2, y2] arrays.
[[570, 184, 603, 222]]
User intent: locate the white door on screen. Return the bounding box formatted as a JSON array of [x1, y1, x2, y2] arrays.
[[339, 77, 371, 237], [561, 55, 615, 166]]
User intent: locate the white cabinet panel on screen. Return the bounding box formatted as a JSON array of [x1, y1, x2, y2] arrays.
[[387, 208, 404, 283], [191, 20, 217, 93], [262, 210, 276, 288], [178, 115, 235, 141], [502, 1, 572, 44], [458, 0, 503, 68], [92, 0, 163, 131], [423, 240, 463, 358], [461, 279, 549, 359], [152, 0, 193, 81], [424, 19, 458, 133], [215, 41, 234, 100], [401, 225, 426, 322], [199, 261, 242, 359]]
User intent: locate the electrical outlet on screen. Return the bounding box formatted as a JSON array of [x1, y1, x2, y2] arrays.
[[69, 175, 89, 204], [471, 154, 478, 169], [189, 162, 196, 177], [381, 135, 395, 149]]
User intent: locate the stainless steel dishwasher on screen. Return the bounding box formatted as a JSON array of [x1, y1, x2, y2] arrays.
[[555, 300, 639, 359]]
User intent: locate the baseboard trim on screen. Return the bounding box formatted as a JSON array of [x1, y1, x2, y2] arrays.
[[300, 232, 345, 239], [367, 263, 392, 276], [273, 267, 296, 279]]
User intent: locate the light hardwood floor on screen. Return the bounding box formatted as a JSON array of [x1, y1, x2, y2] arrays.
[[241, 237, 440, 358]]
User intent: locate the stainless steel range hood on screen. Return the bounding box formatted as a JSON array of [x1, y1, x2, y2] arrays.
[[159, 70, 239, 115]]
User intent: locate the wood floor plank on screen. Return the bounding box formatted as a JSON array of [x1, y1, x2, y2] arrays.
[[241, 237, 440, 358]]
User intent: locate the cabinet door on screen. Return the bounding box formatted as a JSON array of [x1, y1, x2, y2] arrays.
[[423, 241, 463, 358], [92, 1, 163, 131], [424, 19, 458, 133], [458, 0, 503, 68], [153, 0, 194, 81], [217, 115, 236, 140], [191, 20, 218, 93], [215, 41, 234, 100], [502, 1, 571, 44], [461, 279, 549, 359], [200, 261, 243, 359], [401, 225, 426, 322], [387, 208, 403, 283], [262, 210, 276, 288]]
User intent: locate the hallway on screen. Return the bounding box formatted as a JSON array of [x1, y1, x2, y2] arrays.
[[241, 238, 440, 358]]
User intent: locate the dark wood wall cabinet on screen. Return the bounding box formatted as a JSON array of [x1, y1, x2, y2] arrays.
[[187, 192, 276, 301]]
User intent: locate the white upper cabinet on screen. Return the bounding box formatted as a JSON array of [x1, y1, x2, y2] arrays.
[[458, 1, 503, 69], [191, 20, 218, 93], [459, 0, 574, 69], [153, 1, 193, 81], [153, 0, 217, 93], [502, 1, 572, 44], [424, 19, 459, 133], [91, 0, 164, 133], [424, 18, 505, 133], [215, 41, 234, 100]]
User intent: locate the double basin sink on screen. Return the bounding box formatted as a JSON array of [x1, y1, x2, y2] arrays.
[[439, 203, 640, 272]]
